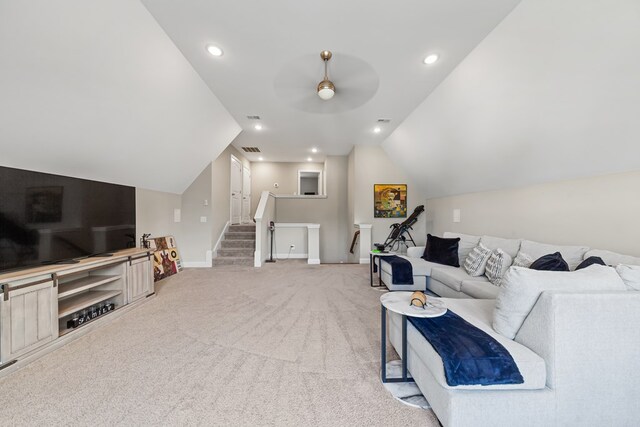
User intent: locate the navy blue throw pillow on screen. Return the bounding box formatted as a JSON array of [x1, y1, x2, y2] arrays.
[[530, 252, 569, 271], [422, 234, 460, 267], [575, 256, 606, 271]]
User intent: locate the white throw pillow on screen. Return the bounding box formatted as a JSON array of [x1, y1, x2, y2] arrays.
[[464, 243, 492, 277], [616, 264, 640, 291], [485, 249, 513, 286], [493, 265, 627, 339], [512, 252, 534, 268]]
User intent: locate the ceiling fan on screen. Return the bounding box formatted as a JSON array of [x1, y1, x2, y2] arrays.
[[273, 50, 379, 114]]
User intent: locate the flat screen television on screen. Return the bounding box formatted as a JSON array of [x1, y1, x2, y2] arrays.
[[0, 166, 136, 273]]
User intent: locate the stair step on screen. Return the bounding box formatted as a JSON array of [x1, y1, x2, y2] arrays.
[[225, 232, 256, 240], [214, 256, 254, 266], [229, 224, 256, 233], [218, 248, 253, 257], [221, 239, 255, 249]]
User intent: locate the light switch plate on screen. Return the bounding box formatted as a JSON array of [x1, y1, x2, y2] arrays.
[[174, 209, 181, 223], [200, 216, 207, 223], [453, 209, 461, 223]]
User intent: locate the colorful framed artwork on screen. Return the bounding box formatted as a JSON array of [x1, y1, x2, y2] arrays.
[[374, 184, 407, 218], [150, 235, 183, 282]]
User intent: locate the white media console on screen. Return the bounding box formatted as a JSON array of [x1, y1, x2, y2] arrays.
[[0, 247, 154, 375]]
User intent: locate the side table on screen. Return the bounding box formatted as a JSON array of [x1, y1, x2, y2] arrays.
[[380, 292, 447, 408]]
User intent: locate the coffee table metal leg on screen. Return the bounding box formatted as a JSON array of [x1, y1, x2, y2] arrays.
[[370, 253, 374, 287], [381, 306, 414, 383], [402, 315, 409, 381]]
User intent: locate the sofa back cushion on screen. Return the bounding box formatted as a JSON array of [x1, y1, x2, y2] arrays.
[[480, 235, 521, 258], [493, 265, 626, 339], [584, 249, 640, 267], [443, 232, 480, 263], [519, 240, 589, 270], [616, 264, 640, 291]]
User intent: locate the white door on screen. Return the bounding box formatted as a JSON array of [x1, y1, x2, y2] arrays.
[[230, 157, 242, 224], [242, 166, 251, 223]]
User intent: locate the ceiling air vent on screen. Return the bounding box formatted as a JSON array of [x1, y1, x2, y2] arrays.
[[241, 147, 261, 153], [377, 118, 391, 123], [246, 115, 261, 120]]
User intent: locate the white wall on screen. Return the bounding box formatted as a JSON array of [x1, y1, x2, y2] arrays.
[[135, 188, 181, 240], [275, 156, 349, 263], [0, 0, 241, 193], [180, 164, 212, 264], [348, 145, 426, 251], [427, 170, 640, 257], [384, 0, 640, 199], [250, 162, 325, 214]]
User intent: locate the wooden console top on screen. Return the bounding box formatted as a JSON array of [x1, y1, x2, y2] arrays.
[[0, 247, 152, 283]]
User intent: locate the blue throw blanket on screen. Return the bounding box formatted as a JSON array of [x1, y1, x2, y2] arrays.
[[383, 255, 413, 284], [408, 311, 523, 386]]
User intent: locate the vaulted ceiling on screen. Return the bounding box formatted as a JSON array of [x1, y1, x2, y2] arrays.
[[142, 0, 521, 162]]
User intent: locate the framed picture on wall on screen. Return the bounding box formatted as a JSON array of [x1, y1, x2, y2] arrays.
[[374, 184, 407, 218]]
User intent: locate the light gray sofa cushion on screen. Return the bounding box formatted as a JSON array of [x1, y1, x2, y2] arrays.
[[520, 239, 589, 270], [432, 266, 488, 292], [390, 298, 546, 390], [494, 265, 627, 339], [461, 280, 500, 299], [443, 232, 480, 264], [480, 235, 521, 258], [585, 249, 640, 266], [616, 264, 640, 291]]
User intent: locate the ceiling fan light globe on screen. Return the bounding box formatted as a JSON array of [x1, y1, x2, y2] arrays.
[[317, 79, 335, 100]]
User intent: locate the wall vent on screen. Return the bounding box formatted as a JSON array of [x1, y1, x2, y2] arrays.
[[241, 147, 261, 153], [246, 115, 261, 120], [377, 118, 391, 123]]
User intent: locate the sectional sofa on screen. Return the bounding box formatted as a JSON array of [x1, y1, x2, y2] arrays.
[[380, 233, 640, 426]]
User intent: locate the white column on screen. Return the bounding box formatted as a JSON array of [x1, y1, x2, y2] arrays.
[[307, 224, 320, 264], [357, 224, 372, 264]]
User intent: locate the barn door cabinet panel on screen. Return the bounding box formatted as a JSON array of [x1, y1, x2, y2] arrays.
[[126, 257, 153, 304], [1, 276, 58, 363]]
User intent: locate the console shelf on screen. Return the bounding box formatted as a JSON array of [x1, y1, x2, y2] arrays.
[[58, 290, 122, 318], [57, 275, 121, 299]]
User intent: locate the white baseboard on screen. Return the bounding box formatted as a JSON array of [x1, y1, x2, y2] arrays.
[[274, 253, 308, 259], [308, 258, 321, 265], [182, 261, 211, 268], [359, 258, 370, 264], [213, 221, 230, 257]]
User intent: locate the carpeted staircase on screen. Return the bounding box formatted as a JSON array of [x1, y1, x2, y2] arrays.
[[214, 224, 255, 266]]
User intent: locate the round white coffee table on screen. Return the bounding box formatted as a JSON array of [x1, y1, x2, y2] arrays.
[[380, 291, 446, 408]]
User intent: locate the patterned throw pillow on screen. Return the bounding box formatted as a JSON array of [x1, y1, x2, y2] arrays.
[[512, 252, 534, 268], [464, 243, 492, 277], [485, 249, 513, 286]]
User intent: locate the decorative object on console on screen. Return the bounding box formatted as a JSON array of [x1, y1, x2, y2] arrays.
[[151, 236, 183, 282], [575, 256, 606, 270], [493, 265, 627, 339], [615, 264, 640, 291], [484, 249, 513, 286], [530, 252, 569, 271], [410, 291, 427, 308], [374, 184, 407, 218], [463, 243, 492, 276], [140, 233, 152, 249], [422, 234, 460, 267]]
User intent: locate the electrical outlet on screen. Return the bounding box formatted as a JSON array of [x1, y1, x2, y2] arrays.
[[290, 244, 295, 250]]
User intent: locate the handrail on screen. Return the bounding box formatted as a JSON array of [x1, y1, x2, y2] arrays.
[[349, 230, 360, 254]]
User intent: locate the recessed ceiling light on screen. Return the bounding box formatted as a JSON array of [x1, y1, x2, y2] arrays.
[[311, 148, 318, 153], [254, 124, 262, 130], [423, 54, 439, 65], [258, 157, 264, 161], [307, 157, 313, 162], [206, 44, 223, 57], [373, 127, 382, 134]]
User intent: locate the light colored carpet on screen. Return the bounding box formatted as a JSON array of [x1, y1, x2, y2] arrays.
[[0, 261, 440, 426]]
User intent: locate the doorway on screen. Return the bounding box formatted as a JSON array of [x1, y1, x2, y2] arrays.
[[230, 155, 242, 224], [242, 166, 251, 223]]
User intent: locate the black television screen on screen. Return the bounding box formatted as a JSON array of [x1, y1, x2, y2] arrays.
[[0, 166, 136, 273]]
